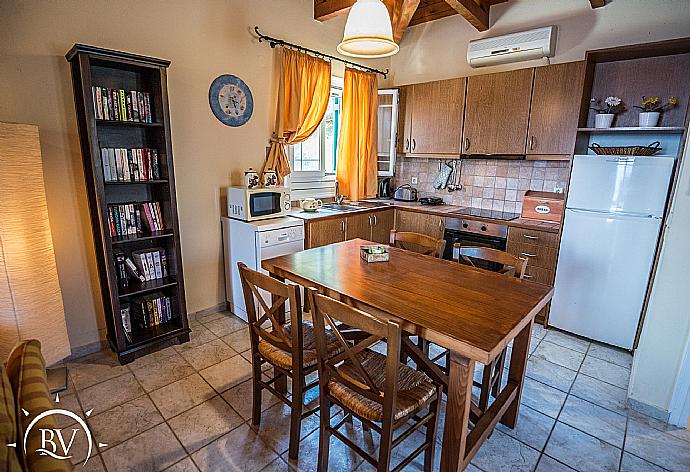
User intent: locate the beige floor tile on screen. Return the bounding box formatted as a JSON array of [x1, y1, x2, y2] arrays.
[[525, 357, 577, 392], [199, 354, 253, 393], [150, 373, 216, 419], [221, 379, 280, 420], [221, 328, 251, 353], [78, 371, 145, 415], [74, 455, 107, 471], [132, 352, 196, 392], [544, 422, 621, 472], [54, 392, 83, 428], [620, 452, 666, 471], [569, 373, 628, 415], [168, 396, 244, 453], [535, 455, 576, 471], [196, 311, 228, 323], [532, 341, 585, 371], [175, 324, 217, 352], [191, 423, 279, 472], [543, 330, 590, 353], [102, 423, 186, 472], [580, 356, 630, 389], [496, 404, 555, 450], [88, 395, 164, 450], [127, 345, 178, 370], [68, 350, 129, 390], [519, 377, 567, 419], [254, 401, 320, 456], [164, 456, 199, 471], [625, 419, 690, 471], [259, 457, 291, 471], [203, 314, 247, 337], [559, 395, 626, 448], [178, 338, 237, 371], [587, 343, 633, 369], [471, 429, 540, 472]]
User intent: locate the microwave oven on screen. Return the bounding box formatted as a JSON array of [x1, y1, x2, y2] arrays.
[[226, 186, 291, 221]]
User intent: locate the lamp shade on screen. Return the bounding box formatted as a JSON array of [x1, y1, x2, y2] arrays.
[[337, 0, 399, 59], [0, 122, 71, 366]]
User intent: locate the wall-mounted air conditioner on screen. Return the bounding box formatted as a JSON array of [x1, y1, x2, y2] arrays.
[[467, 26, 557, 68]]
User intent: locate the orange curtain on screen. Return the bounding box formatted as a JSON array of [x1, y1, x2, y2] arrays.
[[336, 68, 378, 201], [263, 48, 331, 184]]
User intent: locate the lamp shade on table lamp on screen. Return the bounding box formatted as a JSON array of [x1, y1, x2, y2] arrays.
[[0, 122, 71, 366]]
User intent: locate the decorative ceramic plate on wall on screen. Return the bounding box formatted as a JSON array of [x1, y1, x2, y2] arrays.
[[209, 74, 254, 126]]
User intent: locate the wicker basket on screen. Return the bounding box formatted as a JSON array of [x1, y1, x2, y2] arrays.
[[588, 141, 662, 156]]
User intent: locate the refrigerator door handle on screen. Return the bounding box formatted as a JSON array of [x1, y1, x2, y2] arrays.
[[567, 208, 659, 219]]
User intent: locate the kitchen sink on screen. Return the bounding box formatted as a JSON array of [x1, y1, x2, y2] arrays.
[[321, 203, 365, 212]]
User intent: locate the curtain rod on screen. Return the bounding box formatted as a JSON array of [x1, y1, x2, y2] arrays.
[[254, 26, 389, 79]]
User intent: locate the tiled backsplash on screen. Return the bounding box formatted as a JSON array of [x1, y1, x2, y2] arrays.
[[394, 158, 570, 214]]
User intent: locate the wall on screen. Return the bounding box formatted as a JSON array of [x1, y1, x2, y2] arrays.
[[391, 0, 690, 86], [0, 0, 387, 352], [629, 132, 690, 420], [394, 158, 569, 213]]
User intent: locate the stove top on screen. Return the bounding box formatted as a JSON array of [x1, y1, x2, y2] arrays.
[[450, 207, 520, 221]]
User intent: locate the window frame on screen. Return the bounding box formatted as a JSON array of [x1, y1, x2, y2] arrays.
[[377, 88, 399, 177]]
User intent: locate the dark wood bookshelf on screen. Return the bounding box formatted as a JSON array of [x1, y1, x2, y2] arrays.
[[66, 44, 189, 364]]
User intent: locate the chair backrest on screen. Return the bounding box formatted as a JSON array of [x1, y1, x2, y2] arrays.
[[454, 245, 528, 278], [307, 288, 401, 421], [389, 229, 446, 259], [238, 262, 304, 357]]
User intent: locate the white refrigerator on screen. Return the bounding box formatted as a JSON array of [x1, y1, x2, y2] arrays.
[[550, 154, 675, 349]]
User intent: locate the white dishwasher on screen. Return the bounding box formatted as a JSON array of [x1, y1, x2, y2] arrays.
[[222, 216, 304, 321]]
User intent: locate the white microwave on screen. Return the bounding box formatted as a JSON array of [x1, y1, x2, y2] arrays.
[[226, 186, 291, 221]]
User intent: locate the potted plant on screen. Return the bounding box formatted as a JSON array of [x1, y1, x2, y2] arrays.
[[634, 96, 677, 127], [590, 96, 625, 128]]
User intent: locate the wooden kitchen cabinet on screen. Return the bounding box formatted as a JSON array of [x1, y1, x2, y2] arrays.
[[306, 218, 346, 249], [507, 226, 559, 325], [394, 209, 445, 239], [463, 68, 534, 155], [370, 209, 395, 244], [526, 61, 586, 159], [400, 78, 466, 157], [346, 213, 372, 241]]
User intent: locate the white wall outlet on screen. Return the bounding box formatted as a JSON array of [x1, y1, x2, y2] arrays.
[[554, 186, 564, 193], [411, 176, 418, 185]]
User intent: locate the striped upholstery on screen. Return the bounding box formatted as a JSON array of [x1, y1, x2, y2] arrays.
[[6, 340, 73, 472], [1, 364, 22, 472], [328, 349, 436, 422]]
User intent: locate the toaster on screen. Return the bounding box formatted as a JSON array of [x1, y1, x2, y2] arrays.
[[393, 184, 418, 202]]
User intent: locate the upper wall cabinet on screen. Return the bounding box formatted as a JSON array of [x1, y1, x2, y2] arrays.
[[526, 61, 586, 159], [400, 78, 466, 157], [462, 68, 534, 155]]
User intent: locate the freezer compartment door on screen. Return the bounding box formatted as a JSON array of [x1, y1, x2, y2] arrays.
[[567, 155, 674, 216], [550, 209, 662, 349]]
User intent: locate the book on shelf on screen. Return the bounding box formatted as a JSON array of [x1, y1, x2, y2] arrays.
[[108, 201, 164, 237], [120, 303, 133, 343], [100, 147, 160, 182], [130, 292, 173, 328], [131, 247, 169, 282], [92, 86, 152, 123]]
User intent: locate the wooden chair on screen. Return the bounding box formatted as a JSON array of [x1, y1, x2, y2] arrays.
[[389, 230, 446, 259], [308, 288, 442, 472], [238, 263, 344, 460], [441, 245, 528, 412]]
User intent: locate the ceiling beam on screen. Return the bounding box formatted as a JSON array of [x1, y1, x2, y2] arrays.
[[443, 0, 490, 31], [314, 0, 355, 21], [589, 0, 605, 8], [385, 0, 422, 43]]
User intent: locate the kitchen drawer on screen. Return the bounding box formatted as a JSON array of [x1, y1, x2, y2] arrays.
[[508, 227, 559, 248], [507, 241, 558, 270], [522, 265, 554, 285]]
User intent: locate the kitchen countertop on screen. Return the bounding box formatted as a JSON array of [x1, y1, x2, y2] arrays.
[[290, 199, 561, 234]]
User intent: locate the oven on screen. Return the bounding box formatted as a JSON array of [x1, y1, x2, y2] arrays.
[[443, 218, 508, 271]]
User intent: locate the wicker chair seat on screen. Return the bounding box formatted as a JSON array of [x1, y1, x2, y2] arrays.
[[328, 349, 435, 422], [258, 321, 343, 370]]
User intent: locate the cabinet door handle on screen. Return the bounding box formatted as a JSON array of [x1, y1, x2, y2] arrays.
[[341, 220, 346, 233], [523, 234, 538, 240], [529, 136, 535, 150], [464, 138, 470, 151], [368, 215, 372, 226], [521, 252, 537, 258], [405, 138, 410, 151], [373, 214, 377, 226], [523, 274, 534, 279], [438, 218, 443, 230], [412, 138, 416, 151]]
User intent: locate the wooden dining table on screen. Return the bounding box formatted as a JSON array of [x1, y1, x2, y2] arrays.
[[262, 238, 554, 471]]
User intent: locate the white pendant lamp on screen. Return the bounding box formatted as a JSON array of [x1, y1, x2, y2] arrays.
[[337, 0, 399, 59]]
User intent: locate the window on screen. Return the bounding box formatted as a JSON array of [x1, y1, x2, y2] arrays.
[[377, 89, 399, 177], [288, 79, 341, 199]]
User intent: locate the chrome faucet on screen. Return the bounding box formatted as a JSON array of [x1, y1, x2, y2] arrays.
[[335, 181, 346, 205]]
